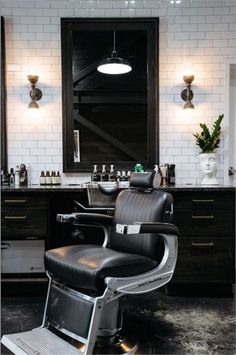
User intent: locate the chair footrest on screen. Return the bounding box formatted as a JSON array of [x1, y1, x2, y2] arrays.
[[1, 327, 83, 355], [47, 282, 94, 341]]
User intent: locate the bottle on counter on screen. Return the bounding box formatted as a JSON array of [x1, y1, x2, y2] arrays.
[[126, 171, 131, 181], [2, 170, 9, 186], [9, 168, 15, 186], [120, 171, 127, 182], [52, 171, 58, 185], [19, 164, 28, 186], [26, 164, 31, 185], [116, 171, 121, 182], [108, 165, 116, 182], [153, 164, 161, 188], [15, 165, 20, 187], [91, 165, 100, 182], [101, 165, 108, 182], [134, 163, 144, 172], [40, 171, 46, 185], [169, 164, 176, 185], [45, 171, 52, 185], [56, 171, 61, 185], [164, 163, 169, 184], [160, 165, 168, 186]]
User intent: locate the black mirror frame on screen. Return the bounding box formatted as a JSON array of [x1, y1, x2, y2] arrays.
[[61, 18, 159, 173], [1, 16, 7, 171]]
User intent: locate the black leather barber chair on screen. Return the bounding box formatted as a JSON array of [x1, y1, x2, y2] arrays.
[[1, 172, 178, 355]]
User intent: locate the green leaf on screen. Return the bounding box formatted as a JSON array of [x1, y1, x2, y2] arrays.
[[193, 114, 224, 153]]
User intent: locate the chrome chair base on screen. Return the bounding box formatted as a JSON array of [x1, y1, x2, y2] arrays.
[[93, 336, 138, 354]]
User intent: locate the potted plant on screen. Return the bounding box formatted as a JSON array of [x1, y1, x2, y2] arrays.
[[193, 114, 224, 185]]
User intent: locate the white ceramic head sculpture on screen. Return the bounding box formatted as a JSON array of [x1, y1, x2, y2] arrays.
[[199, 153, 219, 185]]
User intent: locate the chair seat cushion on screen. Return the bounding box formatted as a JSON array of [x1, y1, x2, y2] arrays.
[[45, 245, 158, 292]]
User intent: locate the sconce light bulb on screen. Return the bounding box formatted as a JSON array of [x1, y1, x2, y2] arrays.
[[184, 101, 195, 110], [28, 99, 39, 109], [27, 75, 39, 86], [183, 75, 194, 85]]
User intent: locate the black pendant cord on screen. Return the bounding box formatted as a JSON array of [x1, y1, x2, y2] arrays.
[[112, 30, 117, 57], [113, 30, 116, 51]]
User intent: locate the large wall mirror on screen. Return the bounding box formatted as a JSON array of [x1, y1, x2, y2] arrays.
[[61, 18, 159, 172]]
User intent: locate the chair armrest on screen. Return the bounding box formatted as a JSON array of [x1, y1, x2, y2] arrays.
[[75, 212, 113, 226], [56, 212, 113, 226], [116, 222, 179, 236]]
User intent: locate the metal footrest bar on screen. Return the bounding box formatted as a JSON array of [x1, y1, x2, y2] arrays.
[[1, 327, 83, 355]]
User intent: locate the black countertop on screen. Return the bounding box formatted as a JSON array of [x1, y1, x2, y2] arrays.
[[1, 184, 235, 192]]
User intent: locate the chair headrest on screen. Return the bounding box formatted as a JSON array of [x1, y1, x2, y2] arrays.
[[130, 171, 154, 189]]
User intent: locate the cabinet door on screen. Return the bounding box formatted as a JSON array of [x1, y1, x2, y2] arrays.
[[173, 237, 234, 283], [172, 209, 234, 236], [2, 207, 48, 238], [1, 240, 45, 274]]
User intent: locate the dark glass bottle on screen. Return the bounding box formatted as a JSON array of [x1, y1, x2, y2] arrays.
[[169, 164, 176, 185], [56, 171, 61, 185], [116, 171, 121, 182], [40, 171, 46, 185], [120, 171, 127, 181], [101, 165, 108, 182], [91, 165, 100, 182], [2, 170, 9, 186], [126, 171, 131, 181], [108, 165, 116, 182], [9, 168, 15, 186], [164, 163, 169, 184]]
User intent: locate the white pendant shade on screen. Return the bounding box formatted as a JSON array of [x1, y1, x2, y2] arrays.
[[97, 59, 132, 75]]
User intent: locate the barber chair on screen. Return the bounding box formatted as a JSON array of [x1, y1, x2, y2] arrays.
[[1, 172, 178, 355]]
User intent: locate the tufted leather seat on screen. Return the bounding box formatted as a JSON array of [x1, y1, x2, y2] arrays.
[[45, 244, 157, 292]]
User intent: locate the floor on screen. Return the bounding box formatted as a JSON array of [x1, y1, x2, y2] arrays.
[[1, 288, 235, 355]]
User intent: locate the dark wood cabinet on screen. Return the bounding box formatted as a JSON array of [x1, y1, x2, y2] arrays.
[[1, 193, 48, 240], [1, 192, 49, 284], [169, 190, 235, 293]]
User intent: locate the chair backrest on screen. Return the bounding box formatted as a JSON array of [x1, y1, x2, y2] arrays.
[[109, 172, 173, 260]]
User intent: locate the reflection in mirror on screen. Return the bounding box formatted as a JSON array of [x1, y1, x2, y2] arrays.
[[62, 19, 159, 172]]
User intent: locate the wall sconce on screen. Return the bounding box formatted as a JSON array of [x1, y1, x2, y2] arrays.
[[181, 75, 195, 109], [27, 75, 42, 109]]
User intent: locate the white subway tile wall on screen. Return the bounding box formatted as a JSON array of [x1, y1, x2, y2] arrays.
[[1, 0, 236, 185]]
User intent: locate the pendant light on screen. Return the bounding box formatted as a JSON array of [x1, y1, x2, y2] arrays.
[[97, 31, 132, 75]]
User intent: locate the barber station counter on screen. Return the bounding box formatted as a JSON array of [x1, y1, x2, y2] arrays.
[[1, 184, 235, 295]]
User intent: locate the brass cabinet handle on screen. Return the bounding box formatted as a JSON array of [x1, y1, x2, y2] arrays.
[[192, 215, 214, 219], [4, 199, 27, 203], [192, 199, 215, 203], [192, 242, 214, 248], [4, 216, 28, 220]]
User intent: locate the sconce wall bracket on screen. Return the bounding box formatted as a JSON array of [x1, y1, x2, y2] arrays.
[[30, 87, 42, 101], [181, 74, 195, 109], [27, 75, 42, 109], [181, 88, 193, 102]]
